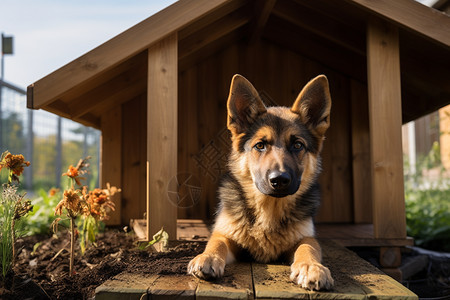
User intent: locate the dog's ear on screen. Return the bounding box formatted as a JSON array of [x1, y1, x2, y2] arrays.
[[291, 75, 332, 137], [227, 74, 267, 134]]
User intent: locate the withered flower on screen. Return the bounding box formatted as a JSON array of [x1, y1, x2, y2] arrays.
[[0, 151, 30, 183], [14, 197, 33, 220], [84, 183, 120, 220], [55, 189, 85, 218], [62, 156, 91, 187]]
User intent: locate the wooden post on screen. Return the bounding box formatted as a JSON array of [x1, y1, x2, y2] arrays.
[[367, 18, 406, 239], [147, 33, 178, 240], [101, 106, 122, 225]]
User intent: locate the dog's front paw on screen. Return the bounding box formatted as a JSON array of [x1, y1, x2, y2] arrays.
[[290, 261, 334, 290], [188, 253, 225, 280]]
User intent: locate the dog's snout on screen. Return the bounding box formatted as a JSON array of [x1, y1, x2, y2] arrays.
[[268, 171, 291, 189]]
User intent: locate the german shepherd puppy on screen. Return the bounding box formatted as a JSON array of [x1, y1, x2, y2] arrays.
[[188, 74, 334, 290]]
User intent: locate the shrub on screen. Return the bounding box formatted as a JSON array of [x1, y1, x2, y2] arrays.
[[23, 188, 62, 236], [404, 142, 450, 252]]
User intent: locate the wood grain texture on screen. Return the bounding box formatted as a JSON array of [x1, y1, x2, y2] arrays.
[[147, 33, 178, 240], [367, 18, 406, 239], [101, 106, 122, 225], [95, 236, 417, 299], [122, 95, 147, 224], [148, 275, 198, 299], [95, 273, 158, 300], [351, 80, 372, 224], [345, 0, 450, 48], [196, 263, 253, 299]]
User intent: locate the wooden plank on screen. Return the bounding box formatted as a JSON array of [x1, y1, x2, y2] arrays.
[[122, 96, 147, 224], [262, 16, 367, 83], [148, 275, 198, 299], [177, 219, 211, 241], [147, 33, 178, 240], [328, 75, 352, 222], [366, 18, 406, 239], [273, 0, 365, 56], [252, 263, 310, 299], [179, 24, 244, 72], [350, 80, 372, 223], [178, 9, 249, 61], [95, 273, 158, 300], [177, 66, 202, 220], [101, 105, 122, 226], [196, 263, 254, 299], [345, 0, 450, 49], [253, 262, 369, 300], [178, 0, 246, 40], [69, 61, 147, 118], [131, 219, 211, 241], [74, 113, 101, 129], [316, 224, 413, 247], [31, 0, 232, 109], [320, 239, 417, 300], [249, 0, 277, 43], [196, 56, 222, 219]]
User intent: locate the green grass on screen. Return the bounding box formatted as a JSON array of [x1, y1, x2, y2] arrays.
[[0, 185, 19, 278]]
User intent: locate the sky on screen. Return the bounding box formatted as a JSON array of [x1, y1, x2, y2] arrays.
[[0, 0, 177, 89]]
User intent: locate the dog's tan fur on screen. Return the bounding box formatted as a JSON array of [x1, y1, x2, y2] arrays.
[[188, 74, 334, 290]]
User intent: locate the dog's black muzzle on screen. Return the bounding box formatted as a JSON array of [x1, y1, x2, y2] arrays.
[[256, 169, 301, 198]]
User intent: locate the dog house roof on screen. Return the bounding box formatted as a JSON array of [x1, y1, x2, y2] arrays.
[[27, 0, 450, 129]]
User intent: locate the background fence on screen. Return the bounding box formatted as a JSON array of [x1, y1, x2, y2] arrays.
[[0, 79, 100, 192]]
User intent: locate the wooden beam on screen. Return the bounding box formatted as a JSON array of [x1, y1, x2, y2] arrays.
[[30, 0, 232, 109], [273, 0, 365, 56], [367, 18, 406, 239], [74, 113, 101, 129], [248, 0, 277, 43], [68, 53, 147, 118], [178, 0, 246, 40], [178, 10, 249, 61], [70, 71, 146, 119], [147, 33, 178, 240], [346, 0, 450, 49], [263, 16, 367, 82], [101, 106, 122, 225]]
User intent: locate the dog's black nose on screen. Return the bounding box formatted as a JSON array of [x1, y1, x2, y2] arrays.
[[268, 171, 291, 189]]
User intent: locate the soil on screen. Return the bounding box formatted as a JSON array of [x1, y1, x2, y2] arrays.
[[0, 229, 205, 300], [2, 229, 449, 300]]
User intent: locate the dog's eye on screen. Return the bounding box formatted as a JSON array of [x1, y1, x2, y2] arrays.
[[292, 141, 304, 151], [254, 142, 266, 151]]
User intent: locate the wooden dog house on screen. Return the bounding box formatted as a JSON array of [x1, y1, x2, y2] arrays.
[[28, 0, 449, 260]]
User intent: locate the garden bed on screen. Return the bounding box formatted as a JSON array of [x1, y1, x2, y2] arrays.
[[1, 229, 205, 299], [1, 227, 449, 299]]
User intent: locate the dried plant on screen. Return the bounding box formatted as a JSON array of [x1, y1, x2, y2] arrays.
[[62, 156, 90, 188], [78, 184, 121, 254], [0, 151, 31, 184], [53, 157, 121, 275], [54, 188, 86, 275], [0, 151, 32, 279]]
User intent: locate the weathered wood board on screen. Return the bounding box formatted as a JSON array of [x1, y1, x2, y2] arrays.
[[196, 263, 254, 299], [96, 240, 417, 299]]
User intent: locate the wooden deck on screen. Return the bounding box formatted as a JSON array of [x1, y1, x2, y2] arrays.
[[132, 219, 414, 248], [96, 239, 417, 299]]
